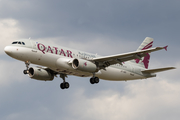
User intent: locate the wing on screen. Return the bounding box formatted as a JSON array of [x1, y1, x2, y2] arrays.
[[92, 46, 167, 69]]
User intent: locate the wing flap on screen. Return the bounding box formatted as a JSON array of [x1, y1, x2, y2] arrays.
[[141, 67, 176, 74]]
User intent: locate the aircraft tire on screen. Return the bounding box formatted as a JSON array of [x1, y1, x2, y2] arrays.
[[60, 82, 70, 89], [90, 78, 95, 84], [23, 70, 28, 74], [94, 77, 99, 83], [64, 82, 70, 89], [60, 83, 65, 89]]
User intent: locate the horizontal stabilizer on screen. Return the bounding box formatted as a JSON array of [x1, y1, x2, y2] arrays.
[[142, 67, 176, 74]]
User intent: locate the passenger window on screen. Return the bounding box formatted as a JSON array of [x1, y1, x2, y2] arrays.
[[22, 42, 25, 45], [18, 42, 21, 44]]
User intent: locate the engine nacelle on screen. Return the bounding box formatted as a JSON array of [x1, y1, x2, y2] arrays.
[[28, 67, 54, 81], [72, 58, 98, 73]]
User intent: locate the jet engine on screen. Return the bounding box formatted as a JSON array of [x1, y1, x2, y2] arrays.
[[28, 67, 54, 81], [72, 58, 98, 73]]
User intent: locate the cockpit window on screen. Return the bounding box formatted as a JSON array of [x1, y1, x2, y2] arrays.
[[12, 41, 25, 45], [12, 42, 18, 44]]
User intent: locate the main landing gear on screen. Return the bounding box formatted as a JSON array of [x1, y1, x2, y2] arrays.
[[23, 61, 30, 74], [60, 74, 70, 89], [90, 73, 100, 84], [90, 77, 100, 84], [59, 73, 100, 90]]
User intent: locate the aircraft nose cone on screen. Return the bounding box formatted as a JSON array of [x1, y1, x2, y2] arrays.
[[4, 46, 12, 55]]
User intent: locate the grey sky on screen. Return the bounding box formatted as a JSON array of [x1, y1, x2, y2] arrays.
[[1, 0, 180, 40], [0, 0, 180, 120]]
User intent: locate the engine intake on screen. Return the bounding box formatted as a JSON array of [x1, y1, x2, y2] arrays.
[[72, 59, 97, 73], [28, 67, 54, 81]]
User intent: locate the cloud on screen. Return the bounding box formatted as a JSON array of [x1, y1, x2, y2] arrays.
[[0, 67, 179, 120], [1, 0, 180, 42], [68, 76, 180, 120], [0, 59, 178, 120], [0, 59, 26, 87], [0, 18, 23, 55]]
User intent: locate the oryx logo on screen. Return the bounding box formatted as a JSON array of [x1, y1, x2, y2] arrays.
[[84, 62, 87, 66], [135, 41, 153, 69]]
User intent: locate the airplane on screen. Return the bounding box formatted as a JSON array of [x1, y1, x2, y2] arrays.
[[4, 37, 175, 89]]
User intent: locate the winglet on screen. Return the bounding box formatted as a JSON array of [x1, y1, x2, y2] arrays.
[[164, 45, 168, 51]]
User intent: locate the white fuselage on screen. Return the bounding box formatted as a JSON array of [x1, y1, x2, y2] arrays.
[[4, 39, 147, 81]]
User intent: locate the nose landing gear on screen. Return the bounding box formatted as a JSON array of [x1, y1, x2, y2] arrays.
[[23, 61, 30, 74]]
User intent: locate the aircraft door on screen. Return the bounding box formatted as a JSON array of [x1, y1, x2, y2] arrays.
[[30, 41, 37, 49], [29, 41, 43, 63]]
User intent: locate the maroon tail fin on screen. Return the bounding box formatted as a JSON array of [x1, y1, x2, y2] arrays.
[[133, 37, 154, 69]]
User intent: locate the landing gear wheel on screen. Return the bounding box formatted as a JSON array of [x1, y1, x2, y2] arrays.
[[23, 70, 29, 74], [90, 78, 95, 84], [60, 83, 65, 89], [64, 82, 70, 89], [59, 74, 70, 89], [94, 77, 99, 83], [60, 82, 70, 89], [90, 77, 100, 84]]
